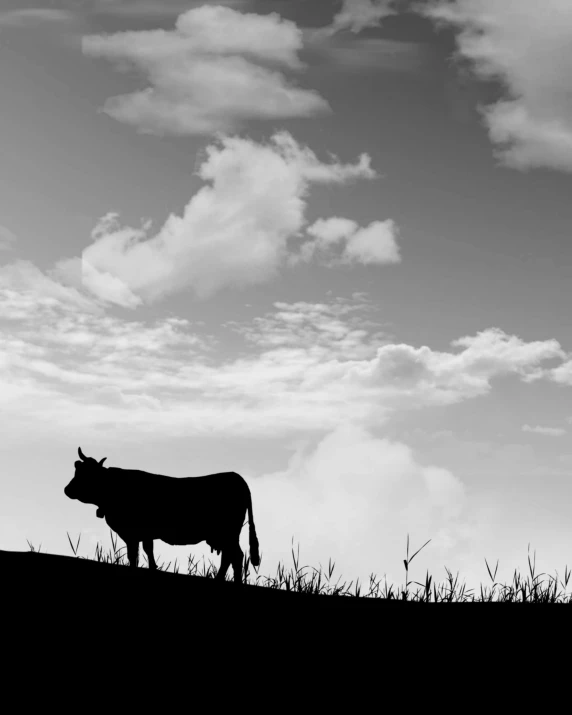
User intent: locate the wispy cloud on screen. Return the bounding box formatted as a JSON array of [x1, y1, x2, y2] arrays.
[[54, 132, 385, 307], [0, 267, 567, 441], [0, 260, 100, 318], [322, 0, 397, 35], [82, 5, 330, 135], [316, 37, 428, 72], [423, 0, 572, 172], [0, 9, 73, 27], [228, 298, 390, 359], [0, 225, 17, 251], [306, 4, 427, 75], [522, 424, 566, 437], [92, 0, 246, 17]]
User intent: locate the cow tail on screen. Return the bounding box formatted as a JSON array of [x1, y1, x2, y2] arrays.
[[247, 489, 260, 568]]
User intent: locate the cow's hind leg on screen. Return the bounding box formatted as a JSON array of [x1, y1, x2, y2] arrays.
[[216, 549, 231, 583], [143, 539, 157, 570], [231, 544, 243, 585], [126, 540, 139, 568]]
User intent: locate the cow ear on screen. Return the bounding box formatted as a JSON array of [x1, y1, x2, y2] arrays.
[[99, 457, 107, 467]]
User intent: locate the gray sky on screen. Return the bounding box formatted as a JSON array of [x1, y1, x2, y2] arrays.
[[2, 0, 572, 592]]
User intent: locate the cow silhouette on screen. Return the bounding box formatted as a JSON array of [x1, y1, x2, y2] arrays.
[[64, 447, 260, 584]]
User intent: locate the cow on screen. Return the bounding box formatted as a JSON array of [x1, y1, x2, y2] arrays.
[[64, 447, 260, 584]]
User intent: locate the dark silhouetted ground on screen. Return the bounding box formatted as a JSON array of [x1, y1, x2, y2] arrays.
[[1, 548, 567, 702]]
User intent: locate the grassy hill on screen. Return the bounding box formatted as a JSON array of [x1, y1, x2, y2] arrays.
[[2, 542, 569, 695]]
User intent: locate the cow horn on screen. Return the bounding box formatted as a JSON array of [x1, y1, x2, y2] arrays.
[[78, 447, 87, 461], [99, 457, 107, 467]]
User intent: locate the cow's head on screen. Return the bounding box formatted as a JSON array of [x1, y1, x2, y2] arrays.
[[64, 447, 108, 506]]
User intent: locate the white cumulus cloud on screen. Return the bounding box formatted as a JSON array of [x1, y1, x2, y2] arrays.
[[424, 0, 572, 172], [337, 327, 566, 407], [82, 5, 330, 135], [299, 216, 401, 265], [57, 133, 382, 307], [253, 422, 499, 588], [548, 359, 572, 386]]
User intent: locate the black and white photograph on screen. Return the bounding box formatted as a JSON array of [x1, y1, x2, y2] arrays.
[[2, 1, 572, 675]]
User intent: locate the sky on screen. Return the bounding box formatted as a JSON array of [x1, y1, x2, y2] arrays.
[[2, 0, 572, 595]]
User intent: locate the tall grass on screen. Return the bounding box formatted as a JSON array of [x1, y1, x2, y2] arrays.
[[26, 532, 572, 603]]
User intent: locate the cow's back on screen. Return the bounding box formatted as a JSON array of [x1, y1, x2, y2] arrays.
[[104, 469, 250, 531]]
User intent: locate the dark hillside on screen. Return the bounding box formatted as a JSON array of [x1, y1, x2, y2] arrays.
[[1, 549, 567, 695], [3, 548, 563, 627], [2, 548, 415, 615]]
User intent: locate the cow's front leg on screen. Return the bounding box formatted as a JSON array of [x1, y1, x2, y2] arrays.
[[126, 540, 139, 568], [143, 539, 157, 571]]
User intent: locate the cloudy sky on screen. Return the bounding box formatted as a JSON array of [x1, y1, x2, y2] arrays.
[[2, 0, 572, 594]]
